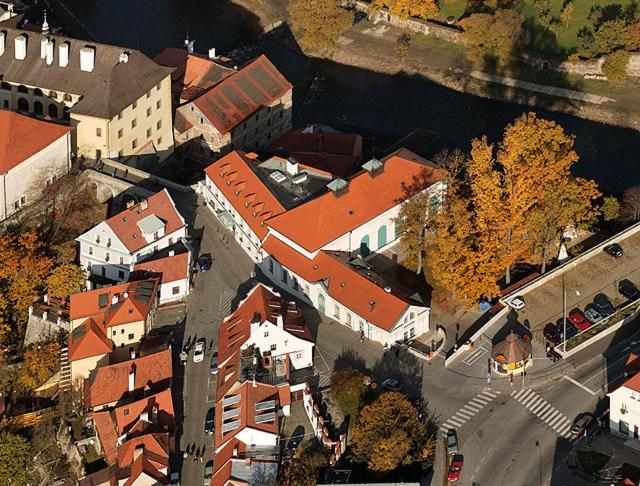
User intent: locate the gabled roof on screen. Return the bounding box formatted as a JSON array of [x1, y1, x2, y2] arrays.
[[116, 433, 170, 469], [625, 353, 640, 375], [68, 317, 113, 362], [113, 388, 174, 436], [0, 27, 173, 119], [266, 148, 445, 252], [101, 189, 186, 253], [92, 410, 119, 465], [0, 111, 71, 175], [204, 151, 286, 239], [131, 252, 190, 285], [622, 370, 640, 394], [153, 47, 235, 102], [121, 449, 169, 486], [84, 348, 172, 408], [193, 54, 291, 134], [263, 237, 411, 331], [70, 278, 158, 327]]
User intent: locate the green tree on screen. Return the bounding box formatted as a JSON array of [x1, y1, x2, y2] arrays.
[[602, 50, 630, 84], [462, 9, 524, 68], [330, 368, 366, 416], [0, 431, 34, 485], [561, 1, 574, 27], [601, 196, 621, 221], [46, 262, 85, 299], [289, 0, 351, 49], [594, 20, 629, 54]]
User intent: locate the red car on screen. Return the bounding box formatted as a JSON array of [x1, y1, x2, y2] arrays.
[[448, 454, 464, 482], [569, 309, 590, 331]]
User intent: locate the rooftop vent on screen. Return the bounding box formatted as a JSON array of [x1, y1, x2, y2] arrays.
[[362, 158, 384, 177], [270, 171, 286, 183], [384, 286, 392, 293], [292, 172, 308, 185], [79, 45, 95, 72], [0, 31, 5, 56], [14, 34, 26, 61], [327, 178, 349, 198], [119, 51, 129, 63], [58, 41, 69, 67], [208, 47, 216, 59]]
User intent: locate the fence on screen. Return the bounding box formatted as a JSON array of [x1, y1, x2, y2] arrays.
[[302, 384, 347, 466]]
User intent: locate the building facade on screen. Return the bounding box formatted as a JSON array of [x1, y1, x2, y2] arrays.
[[608, 355, 640, 441]]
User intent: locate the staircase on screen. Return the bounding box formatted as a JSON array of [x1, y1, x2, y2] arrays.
[[59, 346, 71, 391]]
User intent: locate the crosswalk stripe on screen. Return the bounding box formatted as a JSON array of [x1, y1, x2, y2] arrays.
[[557, 423, 571, 436], [457, 409, 475, 419], [521, 393, 539, 408], [532, 400, 549, 415], [534, 403, 552, 417], [453, 411, 472, 421], [472, 396, 490, 405], [553, 420, 570, 434], [517, 389, 533, 403], [541, 408, 559, 422], [513, 388, 527, 399], [463, 403, 482, 413], [446, 417, 464, 427], [547, 415, 566, 429], [480, 390, 499, 399]]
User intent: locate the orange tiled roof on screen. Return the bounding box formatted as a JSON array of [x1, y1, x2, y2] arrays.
[[131, 252, 190, 284], [263, 236, 410, 331], [204, 151, 286, 239], [104, 189, 186, 253], [193, 54, 292, 134], [114, 388, 174, 435], [84, 349, 172, 408], [68, 318, 113, 362], [623, 371, 640, 393], [211, 438, 244, 486], [70, 278, 158, 327], [625, 353, 640, 375], [0, 111, 71, 175], [122, 450, 169, 486], [277, 383, 291, 407], [266, 148, 445, 252], [117, 433, 169, 469], [92, 410, 118, 465]]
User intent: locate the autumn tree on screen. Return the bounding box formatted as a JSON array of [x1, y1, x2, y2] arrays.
[[46, 263, 85, 299], [601, 195, 621, 221], [594, 20, 629, 54], [603, 50, 630, 84], [0, 431, 34, 485], [561, 1, 574, 26], [462, 9, 524, 69], [622, 185, 640, 220], [395, 33, 412, 60], [279, 439, 328, 486], [351, 391, 432, 473], [288, 0, 351, 49], [373, 0, 439, 20], [17, 340, 61, 391], [330, 368, 366, 416]]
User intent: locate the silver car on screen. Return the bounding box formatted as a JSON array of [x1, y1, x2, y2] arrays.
[[584, 306, 603, 324]]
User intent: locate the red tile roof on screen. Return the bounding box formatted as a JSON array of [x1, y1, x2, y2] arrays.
[[277, 383, 291, 407], [68, 318, 113, 362], [623, 369, 640, 393], [122, 450, 169, 486], [131, 252, 190, 285], [84, 349, 172, 408], [263, 237, 410, 331], [113, 388, 174, 435], [193, 54, 292, 134], [70, 278, 158, 327], [117, 433, 169, 469], [204, 151, 285, 239], [0, 111, 71, 174], [267, 148, 445, 252], [105, 189, 186, 253], [92, 410, 118, 465], [211, 438, 244, 486], [625, 353, 640, 375], [153, 47, 234, 102]]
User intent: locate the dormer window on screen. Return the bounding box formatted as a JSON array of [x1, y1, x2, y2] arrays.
[[95, 235, 100, 244], [106, 237, 111, 247], [137, 214, 166, 244]]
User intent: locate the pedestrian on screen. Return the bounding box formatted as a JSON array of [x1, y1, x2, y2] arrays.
[[195, 446, 201, 458], [183, 450, 188, 460]]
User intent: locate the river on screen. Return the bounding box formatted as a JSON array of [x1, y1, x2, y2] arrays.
[[59, 0, 640, 193]]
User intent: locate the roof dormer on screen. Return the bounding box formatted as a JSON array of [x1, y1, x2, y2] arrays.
[[136, 214, 165, 243]]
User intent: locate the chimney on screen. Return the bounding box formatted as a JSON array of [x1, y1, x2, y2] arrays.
[[286, 159, 298, 176], [151, 403, 159, 424], [139, 410, 149, 422], [40, 37, 47, 58], [327, 178, 349, 198], [45, 39, 54, 65], [130, 349, 136, 360], [128, 364, 136, 392], [79, 46, 95, 72], [119, 51, 129, 63], [14, 34, 26, 61], [140, 199, 148, 211], [133, 444, 145, 461], [126, 199, 135, 209], [168, 249, 175, 257], [58, 41, 69, 67], [208, 47, 216, 59], [111, 294, 119, 305], [0, 31, 5, 56]]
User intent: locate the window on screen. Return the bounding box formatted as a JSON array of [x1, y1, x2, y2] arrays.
[[119, 256, 124, 264], [293, 278, 298, 291], [172, 286, 180, 295], [153, 245, 158, 253], [334, 304, 340, 319], [168, 237, 174, 245], [347, 313, 352, 328], [118, 270, 125, 279], [131, 118, 137, 128], [284, 340, 288, 346], [132, 139, 138, 149], [157, 82, 162, 91], [267, 106, 272, 113], [410, 327, 416, 338], [88, 247, 93, 255], [281, 269, 287, 284], [190, 106, 194, 112], [128, 333, 134, 340], [157, 120, 162, 130], [268, 259, 274, 273], [270, 344, 277, 351], [20, 196, 26, 206], [146, 127, 151, 138], [146, 91, 151, 99], [146, 107, 151, 117], [295, 353, 302, 359], [200, 117, 204, 125], [156, 100, 161, 109], [118, 112, 123, 120], [118, 128, 123, 138], [105, 252, 110, 262], [255, 113, 259, 121], [121, 329, 125, 334], [157, 137, 163, 145], [96, 127, 102, 137], [264, 332, 269, 338], [377, 225, 387, 249], [360, 235, 371, 256], [132, 101, 137, 109], [620, 420, 630, 436], [112, 330, 116, 336], [118, 150, 123, 158]]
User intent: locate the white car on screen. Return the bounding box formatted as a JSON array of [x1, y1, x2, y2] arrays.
[[508, 296, 526, 311], [193, 339, 205, 363]]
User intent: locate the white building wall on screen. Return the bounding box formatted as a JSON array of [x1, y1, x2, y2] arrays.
[[158, 278, 189, 305], [246, 319, 314, 369], [0, 131, 70, 220], [609, 386, 640, 439], [234, 427, 279, 449]]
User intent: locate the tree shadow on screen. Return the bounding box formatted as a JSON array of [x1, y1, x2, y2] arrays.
[[333, 349, 368, 373], [371, 348, 423, 401]]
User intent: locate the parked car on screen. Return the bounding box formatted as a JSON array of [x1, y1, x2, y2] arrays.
[[603, 243, 623, 258], [448, 454, 464, 482], [584, 305, 604, 324], [205, 407, 215, 434], [507, 296, 526, 311], [203, 461, 213, 485], [353, 11, 367, 25], [570, 415, 592, 436], [382, 379, 402, 391], [569, 309, 591, 331], [193, 339, 206, 363], [619, 279, 640, 301], [593, 293, 615, 317], [198, 254, 211, 272], [446, 428, 458, 455], [556, 318, 578, 340], [543, 323, 561, 345], [170, 472, 180, 486], [210, 352, 218, 375]]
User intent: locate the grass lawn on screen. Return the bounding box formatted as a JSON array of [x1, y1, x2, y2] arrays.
[[516, 0, 636, 56], [576, 449, 611, 475], [436, 0, 467, 22]]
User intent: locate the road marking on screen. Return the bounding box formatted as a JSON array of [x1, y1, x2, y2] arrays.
[[563, 375, 598, 396], [440, 391, 501, 433], [462, 346, 488, 365], [512, 388, 573, 439]]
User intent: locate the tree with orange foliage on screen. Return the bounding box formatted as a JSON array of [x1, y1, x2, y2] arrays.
[[351, 391, 432, 473], [17, 340, 60, 391], [46, 262, 85, 299], [372, 0, 439, 20]]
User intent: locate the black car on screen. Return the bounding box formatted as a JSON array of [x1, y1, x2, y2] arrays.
[[543, 323, 561, 345], [556, 318, 578, 340], [205, 407, 215, 434], [619, 279, 640, 301], [198, 254, 211, 272], [353, 11, 367, 25], [593, 293, 615, 316], [604, 243, 623, 258]]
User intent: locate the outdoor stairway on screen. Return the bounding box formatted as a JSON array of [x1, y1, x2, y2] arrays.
[[59, 346, 71, 391]]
